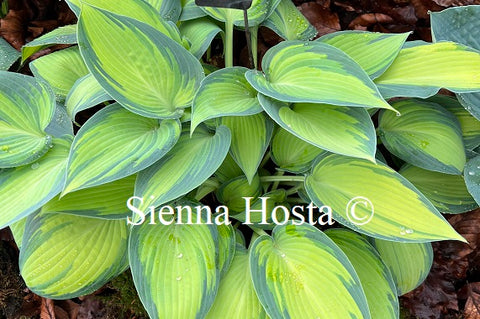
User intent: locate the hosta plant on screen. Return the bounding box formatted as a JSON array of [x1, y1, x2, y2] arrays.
[[1, 1, 480, 318]]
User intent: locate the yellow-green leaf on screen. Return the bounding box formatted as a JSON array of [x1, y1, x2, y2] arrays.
[[246, 41, 396, 112], [20, 211, 128, 299], [261, 0, 316, 41], [305, 153, 465, 242], [191, 67, 262, 133], [271, 127, 326, 173], [206, 244, 267, 319], [318, 31, 409, 79], [30, 46, 89, 101], [64, 103, 180, 194], [326, 228, 399, 319], [65, 73, 110, 120], [0, 137, 71, 228], [220, 113, 273, 183], [44, 175, 136, 219], [21, 24, 77, 63], [371, 238, 433, 295], [0, 72, 56, 168], [400, 164, 477, 214], [378, 98, 466, 175], [129, 213, 219, 319], [216, 175, 262, 212], [259, 94, 377, 161], [78, 5, 203, 119], [250, 223, 371, 318], [134, 126, 231, 212], [179, 17, 223, 59], [375, 42, 480, 98]]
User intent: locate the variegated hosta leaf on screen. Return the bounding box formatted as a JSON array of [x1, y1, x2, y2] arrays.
[[464, 155, 480, 205], [457, 92, 480, 121], [231, 189, 286, 229], [271, 127, 326, 173], [200, 0, 275, 27], [191, 67, 262, 133], [9, 217, 27, 249], [378, 98, 466, 175], [64, 104, 180, 194], [430, 5, 480, 50], [206, 244, 267, 319], [44, 104, 74, 138], [220, 113, 273, 183], [245, 41, 396, 112], [371, 238, 433, 295], [20, 211, 128, 299], [21, 24, 77, 63], [431, 6, 480, 121], [0, 137, 71, 228], [65, 73, 110, 120], [44, 175, 136, 219], [0, 37, 20, 70], [305, 153, 465, 242], [0, 72, 56, 168], [216, 175, 262, 212], [261, 0, 316, 41], [128, 214, 219, 319], [400, 164, 476, 214], [250, 223, 371, 319], [68, 0, 182, 42], [179, 17, 223, 59], [326, 229, 399, 319], [214, 152, 243, 183], [180, 0, 207, 21], [65, 0, 81, 16], [259, 94, 376, 161], [216, 223, 236, 278], [318, 31, 409, 79], [78, 5, 204, 119], [375, 42, 480, 99], [427, 95, 480, 150], [145, 0, 182, 21], [30, 46, 89, 101], [134, 125, 231, 211]]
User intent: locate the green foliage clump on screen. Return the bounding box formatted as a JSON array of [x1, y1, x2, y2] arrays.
[[1, 1, 480, 318]]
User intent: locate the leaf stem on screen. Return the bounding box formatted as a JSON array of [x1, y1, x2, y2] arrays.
[[250, 26, 258, 69], [260, 175, 305, 183], [225, 17, 234, 67], [285, 184, 304, 196], [270, 170, 284, 191]]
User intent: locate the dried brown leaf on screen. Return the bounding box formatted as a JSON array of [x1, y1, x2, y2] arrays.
[[433, 0, 480, 6], [464, 283, 480, 319], [299, 2, 340, 37], [348, 13, 394, 30], [40, 298, 55, 319]]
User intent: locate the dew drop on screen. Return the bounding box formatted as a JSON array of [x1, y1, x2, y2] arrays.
[[420, 141, 429, 148], [405, 228, 414, 234], [469, 171, 476, 176], [280, 253, 286, 258], [150, 195, 155, 199], [176, 253, 183, 259], [176, 276, 182, 281], [399, 227, 406, 235], [45, 135, 52, 145], [31, 163, 40, 170]]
